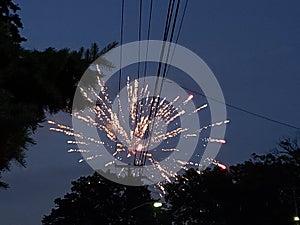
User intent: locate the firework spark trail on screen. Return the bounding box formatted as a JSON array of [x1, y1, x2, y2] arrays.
[[49, 76, 229, 184], [206, 138, 227, 144], [96, 75, 112, 105], [148, 156, 175, 183], [68, 149, 89, 153], [162, 148, 180, 152], [196, 120, 230, 133], [191, 103, 208, 114], [128, 78, 140, 139], [136, 94, 188, 149], [48, 121, 73, 131], [179, 120, 230, 140], [78, 154, 102, 163], [53, 76, 226, 151], [153, 128, 188, 143], [117, 94, 127, 129], [49, 128, 81, 138], [183, 94, 194, 105], [205, 158, 227, 170], [48, 121, 104, 146], [67, 140, 88, 145], [128, 78, 152, 143], [154, 96, 185, 126], [118, 78, 191, 156], [80, 85, 131, 147]]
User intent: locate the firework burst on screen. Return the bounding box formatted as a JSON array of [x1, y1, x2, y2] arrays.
[[49, 73, 229, 189]]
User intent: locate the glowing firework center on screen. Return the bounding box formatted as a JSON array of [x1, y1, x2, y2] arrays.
[[72, 40, 227, 186]]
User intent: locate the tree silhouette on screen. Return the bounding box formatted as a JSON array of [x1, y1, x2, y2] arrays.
[[0, 43, 117, 188], [161, 167, 234, 225], [0, 0, 118, 188], [42, 172, 157, 225], [41, 136, 300, 225], [0, 0, 26, 44], [162, 137, 300, 225]]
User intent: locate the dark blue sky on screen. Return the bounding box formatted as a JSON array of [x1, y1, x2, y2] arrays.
[[1, 0, 300, 224]]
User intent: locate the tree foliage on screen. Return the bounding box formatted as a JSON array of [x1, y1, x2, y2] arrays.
[[42, 172, 157, 225], [162, 137, 300, 225], [0, 0, 26, 44], [0, 0, 117, 188], [42, 138, 300, 225]]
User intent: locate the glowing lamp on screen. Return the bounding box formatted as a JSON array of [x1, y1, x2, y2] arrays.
[[153, 202, 163, 208], [294, 216, 300, 221]]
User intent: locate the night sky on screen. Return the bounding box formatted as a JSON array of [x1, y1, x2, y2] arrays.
[[1, 0, 300, 224]]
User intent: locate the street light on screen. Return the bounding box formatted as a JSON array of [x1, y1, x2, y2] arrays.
[[293, 188, 299, 224], [153, 202, 163, 208], [130, 201, 163, 211]]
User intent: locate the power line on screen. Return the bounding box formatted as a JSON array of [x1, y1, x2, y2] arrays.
[[145, 0, 175, 129], [168, 81, 300, 130], [152, 0, 174, 93], [139, 0, 174, 165], [116, 0, 298, 168], [135, 0, 143, 131], [164, 0, 188, 78], [155, 0, 187, 119], [143, 0, 183, 165], [118, 0, 125, 94], [134, 0, 144, 166], [136, 0, 154, 146], [148, 0, 176, 120], [137, 0, 143, 81], [142, 0, 153, 79], [151, 0, 299, 131], [161, 0, 181, 80], [156, 0, 189, 105], [174, 0, 188, 44], [116, 0, 125, 164]]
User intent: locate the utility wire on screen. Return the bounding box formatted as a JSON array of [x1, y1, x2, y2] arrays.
[[137, 0, 143, 81], [117, 0, 125, 162], [163, 0, 188, 78], [142, 0, 153, 80], [137, 0, 153, 136], [118, 0, 125, 94], [151, 0, 175, 99], [143, 0, 182, 165], [158, 0, 181, 95], [140, 0, 175, 165], [148, 0, 175, 120], [144, 0, 175, 131], [152, 0, 184, 122], [174, 0, 188, 44], [156, 0, 299, 132], [134, 0, 144, 166], [168, 81, 300, 130]]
